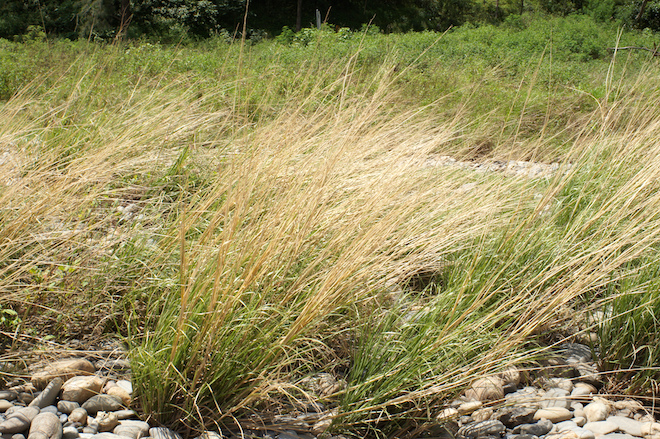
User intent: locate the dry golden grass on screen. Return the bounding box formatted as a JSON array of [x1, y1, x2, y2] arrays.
[[1, 43, 660, 437]]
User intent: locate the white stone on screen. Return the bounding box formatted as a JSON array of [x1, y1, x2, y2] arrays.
[[472, 407, 494, 423], [506, 387, 541, 408], [534, 408, 573, 423], [465, 377, 505, 402], [641, 422, 660, 437], [27, 412, 63, 439], [116, 381, 132, 395], [584, 421, 618, 436], [31, 359, 96, 390], [62, 376, 104, 404], [68, 408, 88, 425], [599, 434, 638, 439], [572, 383, 597, 399], [574, 427, 596, 439], [608, 416, 644, 437], [549, 378, 574, 393], [105, 387, 130, 406], [96, 412, 119, 432], [614, 401, 644, 412], [436, 407, 459, 421], [556, 421, 579, 432], [458, 401, 482, 415], [585, 401, 610, 423], [113, 421, 149, 439], [541, 388, 571, 409]]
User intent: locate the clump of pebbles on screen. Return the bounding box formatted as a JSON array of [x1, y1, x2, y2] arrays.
[[439, 343, 659, 439], [0, 355, 346, 439], [0, 356, 200, 439], [1, 342, 655, 439]]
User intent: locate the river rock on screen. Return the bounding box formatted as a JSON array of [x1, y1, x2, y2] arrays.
[[506, 388, 541, 408], [547, 378, 574, 393], [81, 396, 122, 415], [457, 420, 506, 438], [573, 428, 596, 439], [18, 394, 35, 405], [0, 401, 14, 412], [495, 407, 536, 428], [466, 378, 505, 402], [67, 408, 87, 425], [55, 402, 78, 415], [514, 419, 554, 436], [90, 434, 125, 439], [28, 380, 63, 410], [115, 382, 131, 396], [94, 360, 131, 374], [458, 401, 482, 415], [503, 382, 519, 395], [572, 383, 597, 401], [31, 360, 95, 390], [61, 426, 78, 439], [608, 416, 644, 437], [509, 435, 537, 439], [614, 401, 644, 412], [560, 343, 592, 363], [599, 434, 638, 439], [584, 420, 618, 435], [112, 411, 137, 421], [0, 407, 41, 434], [96, 413, 119, 432], [574, 417, 587, 427], [27, 413, 62, 439], [0, 392, 17, 401], [584, 401, 610, 422], [436, 408, 459, 422], [113, 421, 149, 439], [311, 417, 332, 435], [534, 408, 572, 423], [61, 377, 104, 405], [472, 408, 494, 423], [85, 420, 98, 434], [575, 364, 602, 388], [105, 388, 130, 407], [641, 423, 660, 437], [540, 388, 571, 409], [556, 421, 579, 432], [149, 427, 182, 439]]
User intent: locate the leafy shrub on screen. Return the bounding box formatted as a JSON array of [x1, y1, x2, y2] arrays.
[[276, 26, 295, 45]]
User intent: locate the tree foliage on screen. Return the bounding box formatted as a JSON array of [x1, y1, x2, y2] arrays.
[[0, 0, 658, 41]]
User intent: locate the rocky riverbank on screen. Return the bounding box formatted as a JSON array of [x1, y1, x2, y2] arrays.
[[0, 341, 656, 439]]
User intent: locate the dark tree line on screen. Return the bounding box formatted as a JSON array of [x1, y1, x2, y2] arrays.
[[0, 0, 656, 41]]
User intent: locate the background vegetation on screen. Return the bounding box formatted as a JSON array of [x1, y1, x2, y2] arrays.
[[2, 5, 660, 439], [1, 0, 660, 41]]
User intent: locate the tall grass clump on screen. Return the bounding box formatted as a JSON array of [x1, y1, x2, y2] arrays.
[[126, 53, 660, 436], [3, 25, 660, 439]]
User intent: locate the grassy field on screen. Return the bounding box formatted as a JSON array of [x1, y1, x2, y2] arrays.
[[2, 15, 660, 438]]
